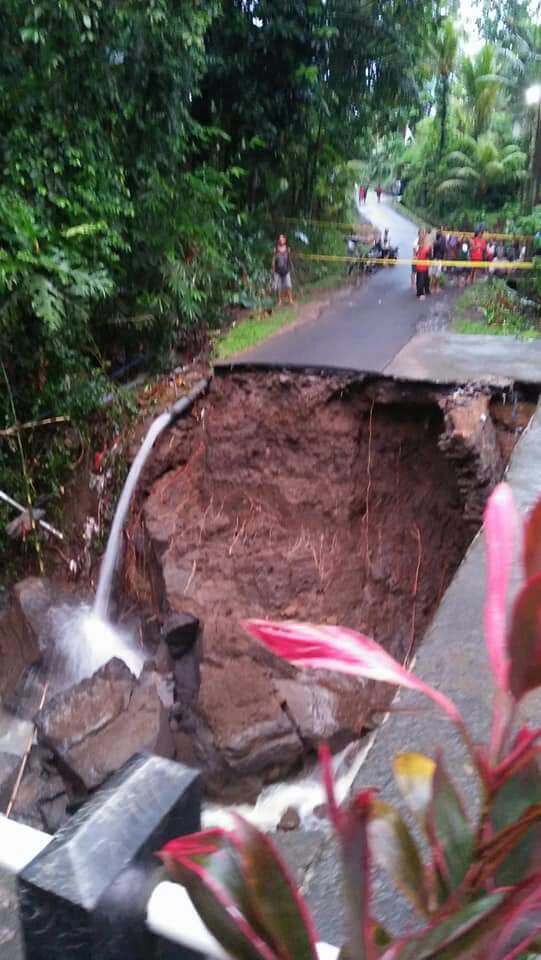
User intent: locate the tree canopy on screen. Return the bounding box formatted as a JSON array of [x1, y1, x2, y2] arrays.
[[2, 0, 541, 549]]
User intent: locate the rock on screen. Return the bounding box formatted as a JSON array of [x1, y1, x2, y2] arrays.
[[40, 790, 69, 833], [0, 752, 19, 809], [9, 768, 43, 829], [35, 658, 174, 792], [162, 613, 199, 658], [197, 655, 303, 779], [0, 579, 46, 707], [12, 578, 57, 651], [173, 649, 199, 706], [8, 746, 65, 831], [141, 665, 174, 712], [439, 393, 504, 524], [172, 729, 198, 768], [153, 638, 174, 674], [274, 670, 369, 748], [278, 807, 300, 831]]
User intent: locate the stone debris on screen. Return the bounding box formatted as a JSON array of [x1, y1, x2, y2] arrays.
[[35, 658, 174, 793]]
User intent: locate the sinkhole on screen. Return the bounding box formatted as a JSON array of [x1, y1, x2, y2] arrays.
[[118, 369, 533, 802]]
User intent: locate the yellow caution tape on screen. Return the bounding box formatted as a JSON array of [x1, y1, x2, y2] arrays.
[[266, 216, 374, 233], [296, 252, 535, 269], [439, 227, 531, 242]]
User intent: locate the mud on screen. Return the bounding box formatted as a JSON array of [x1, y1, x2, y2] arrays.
[[119, 370, 529, 799]]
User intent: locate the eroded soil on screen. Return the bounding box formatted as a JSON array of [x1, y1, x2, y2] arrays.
[[119, 370, 519, 798]]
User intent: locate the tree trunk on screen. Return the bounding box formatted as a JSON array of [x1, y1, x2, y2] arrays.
[[531, 101, 541, 208], [438, 75, 449, 160]]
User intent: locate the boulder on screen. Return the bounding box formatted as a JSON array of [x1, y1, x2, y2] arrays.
[[197, 656, 303, 779], [0, 579, 48, 707], [12, 578, 57, 650], [35, 658, 174, 792], [8, 746, 67, 832], [273, 670, 369, 749]]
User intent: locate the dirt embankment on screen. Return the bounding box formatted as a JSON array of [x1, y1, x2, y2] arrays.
[[117, 370, 521, 799]]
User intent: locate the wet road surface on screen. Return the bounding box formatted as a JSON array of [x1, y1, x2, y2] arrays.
[[235, 194, 423, 372]]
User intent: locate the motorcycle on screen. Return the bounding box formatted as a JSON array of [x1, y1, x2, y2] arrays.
[[364, 242, 399, 273]]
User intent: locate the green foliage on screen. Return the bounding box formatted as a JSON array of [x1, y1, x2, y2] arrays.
[[455, 279, 540, 338], [460, 45, 507, 138], [439, 134, 527, 199]]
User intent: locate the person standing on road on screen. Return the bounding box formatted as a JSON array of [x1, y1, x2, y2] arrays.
[[416, 232, 431, 299], [272, 234, 294, 306], [458, 236, 470, 288], [411, 228, 423, 290], [358, 184, 366, 204], [469, 229, 487, 285], [430, 230, 446, 294], [376, 183, 382, 203]]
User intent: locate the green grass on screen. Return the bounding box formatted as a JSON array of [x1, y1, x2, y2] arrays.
[[453, 279, 541, 340], [454, 317, 540, 338], [213, 268, 346, 360], [213, 305, 297, 359]]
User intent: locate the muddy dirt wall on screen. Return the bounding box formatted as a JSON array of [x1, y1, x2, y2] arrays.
[[117, 370, 514, 799]]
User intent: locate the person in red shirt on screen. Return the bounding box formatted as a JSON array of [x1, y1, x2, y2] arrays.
[[469, 230, 487, 284], [416, 231, 432, 299], [376, 184, 382, 202]]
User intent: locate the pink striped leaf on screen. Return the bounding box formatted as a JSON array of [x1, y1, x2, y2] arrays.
[[243, 620, 462, 726], [158, 831, 280, 960], [484, 483, 517, 693], [339, 790, 376, 960], [318, 743, 344, 832], [230, 815, 319, 960], [508, 573, 541, 701], [523, 497, 541, 579]]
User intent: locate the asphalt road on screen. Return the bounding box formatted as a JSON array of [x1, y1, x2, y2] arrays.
[[235, 194, 422, 372]]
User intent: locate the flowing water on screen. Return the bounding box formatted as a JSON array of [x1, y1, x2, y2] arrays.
[[94, 409, 173, 620], [49, 603, 145, 689], [202, 732, 378, 831], [42, 410, 176, 689], [46, 384, 207, 687]]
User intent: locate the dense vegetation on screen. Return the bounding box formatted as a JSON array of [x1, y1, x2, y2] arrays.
[[1, 0, 541, 563], [368, 0, 541, 233]]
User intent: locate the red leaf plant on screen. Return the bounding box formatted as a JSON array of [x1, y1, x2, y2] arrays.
[[159, 483, 541, 960]]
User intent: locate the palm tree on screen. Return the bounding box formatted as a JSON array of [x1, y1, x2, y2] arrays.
[[498, 19, 541, 204], [460, 45, 506, 139], [438, 134, 527, 199], [423, 18, 460, 158]]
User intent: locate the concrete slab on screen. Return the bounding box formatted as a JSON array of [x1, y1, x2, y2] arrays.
[[386, 331, 541, 386], [303, 399, 541, 941]]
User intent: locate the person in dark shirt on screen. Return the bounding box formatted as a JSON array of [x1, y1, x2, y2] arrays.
[[430, 230, 446, 293]]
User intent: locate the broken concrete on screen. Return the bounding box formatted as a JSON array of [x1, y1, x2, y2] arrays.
[[386, 330, 541, 386], [438, 390, 504, 523]]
